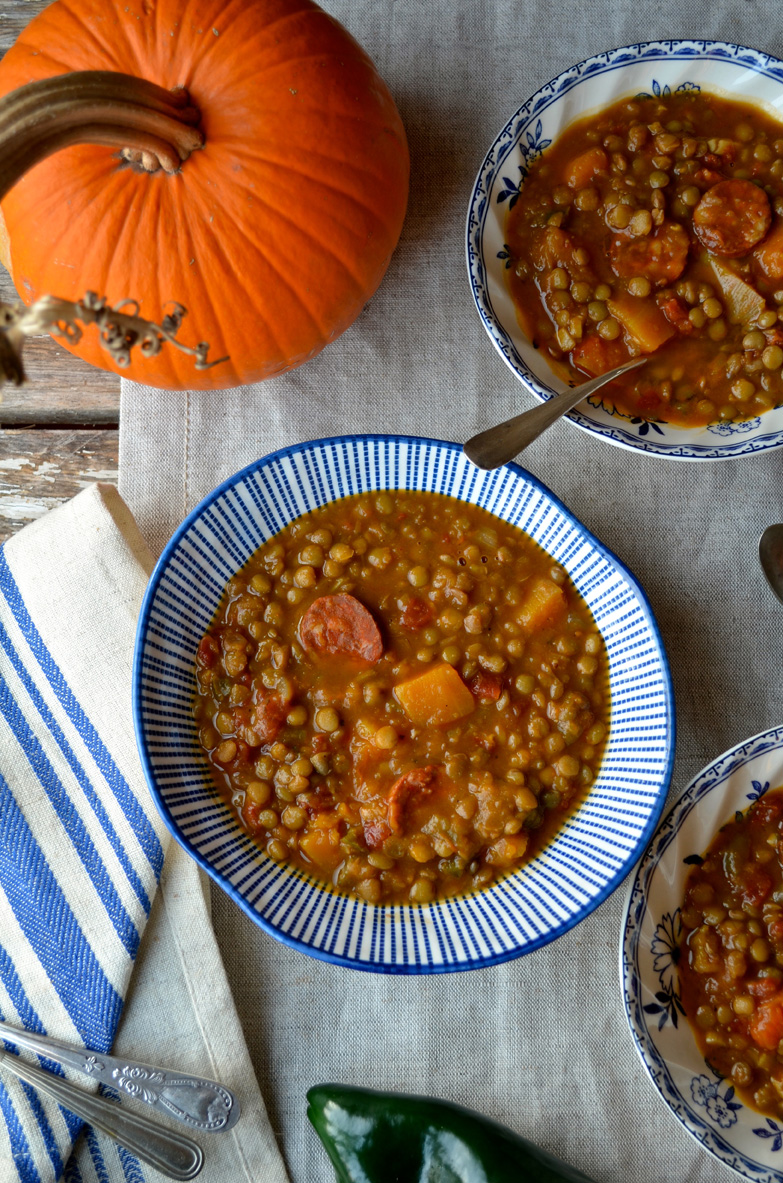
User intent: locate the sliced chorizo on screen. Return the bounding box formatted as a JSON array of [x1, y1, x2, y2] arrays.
[[387, 766, 438, 834], [692, 179, 771, 257], [610, 221, 690, 285], [299, 593, 383, 663]]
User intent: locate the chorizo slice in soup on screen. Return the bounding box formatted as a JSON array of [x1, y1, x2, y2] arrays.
[[299, 593, 383, 663]]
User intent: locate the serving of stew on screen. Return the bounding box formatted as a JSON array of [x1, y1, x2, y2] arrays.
[[506, 89, 783, 427], [192, 491, 609, 906], [680, 786, 783, 1119]]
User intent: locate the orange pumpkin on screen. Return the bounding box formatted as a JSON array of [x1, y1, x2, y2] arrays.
[[0, 0, 409, 388]]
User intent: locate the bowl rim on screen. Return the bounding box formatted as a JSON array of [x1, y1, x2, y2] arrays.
[[465, 38, 783, 461], [133, 433, 676, 973], [619, 722, 783, 1178]]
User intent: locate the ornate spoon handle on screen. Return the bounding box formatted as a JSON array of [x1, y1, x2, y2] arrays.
[[0, 1019, 239, 1133], [0, 1050, 203, 1180]]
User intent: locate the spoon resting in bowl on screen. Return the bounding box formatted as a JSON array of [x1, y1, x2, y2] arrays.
[[463, 357, 647, 470]]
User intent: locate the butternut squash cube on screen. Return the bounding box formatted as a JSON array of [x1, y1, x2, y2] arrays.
[[606, 293, 675, 353], [299, 830, 342, 874], [394, 663, 475, 727], [518, 578, 567, 631], [565, 147, 609, 190]]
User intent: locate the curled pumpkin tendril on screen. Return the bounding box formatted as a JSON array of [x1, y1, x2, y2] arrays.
[[0, 290, 228, 389]]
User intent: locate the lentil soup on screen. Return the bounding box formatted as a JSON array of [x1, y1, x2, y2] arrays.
[[193, 491, 609, 906], [680, 786, 783, 1119], [506, 89, 783, 428]]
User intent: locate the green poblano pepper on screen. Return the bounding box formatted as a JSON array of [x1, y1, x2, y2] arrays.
[[307, 1085, 598, 1183]]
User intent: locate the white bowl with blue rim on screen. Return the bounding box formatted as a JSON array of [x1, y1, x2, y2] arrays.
[[133, 434, 674, 973], [467, 40, 783, 461], [621, 724, 783, 1180]]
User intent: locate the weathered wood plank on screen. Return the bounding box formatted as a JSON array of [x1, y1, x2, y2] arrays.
[[0, 0, 52, 54], [0, 428, 118, 543], [0, 250, 121, 427], [0, 5, 122, 424]]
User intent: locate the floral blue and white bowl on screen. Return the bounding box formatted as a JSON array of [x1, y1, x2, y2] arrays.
[[622, 725, 783, 1180], [467, 40, 783, 461], [134, 434, 674, 973]]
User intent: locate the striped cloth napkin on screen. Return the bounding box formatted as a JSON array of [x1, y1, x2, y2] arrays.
[[0, 483, 289, 1183]]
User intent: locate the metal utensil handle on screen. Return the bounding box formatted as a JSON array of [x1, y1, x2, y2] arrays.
[[0, 1019, 239, 1133], [0, 1051, 203, 1180], [463, 357, 646, 470]]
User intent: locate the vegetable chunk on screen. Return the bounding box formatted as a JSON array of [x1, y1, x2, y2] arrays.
[[754, 219, 783, 283], [606, 292, 675, 353], [395, 664, 475, 727], [565, 147, 609, 189], [709, 256, 765, 325], [519, 578, 566, 631]]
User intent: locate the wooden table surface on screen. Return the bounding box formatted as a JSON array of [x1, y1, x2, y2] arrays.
[[0, 0, 121, 545]]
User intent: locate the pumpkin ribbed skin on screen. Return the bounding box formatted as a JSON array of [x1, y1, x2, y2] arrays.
[[0, 0, 410, 388]]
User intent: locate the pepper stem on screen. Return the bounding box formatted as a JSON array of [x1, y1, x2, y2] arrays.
[[0, 71, 203, 198]]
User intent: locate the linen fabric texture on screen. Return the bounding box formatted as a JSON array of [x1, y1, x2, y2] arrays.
[[120, 3, 783, 1181], [0, 484, 288, 1183]]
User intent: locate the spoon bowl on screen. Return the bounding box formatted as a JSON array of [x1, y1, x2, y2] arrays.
[[464, 358, 646, 469], [759, 523, 783, 603]]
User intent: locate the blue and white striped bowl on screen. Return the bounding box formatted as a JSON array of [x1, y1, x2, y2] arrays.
[[133, 435, 675, 973], [467, 40, 783, 460], [621, 726, 783, 1182]]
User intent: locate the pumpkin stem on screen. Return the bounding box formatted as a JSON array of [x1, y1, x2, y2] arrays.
[[0, 290, 228, 387], [0, 71, 203, 195]]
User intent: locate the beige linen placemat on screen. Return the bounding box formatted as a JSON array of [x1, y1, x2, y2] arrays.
[[120, 2, 783, 1181]]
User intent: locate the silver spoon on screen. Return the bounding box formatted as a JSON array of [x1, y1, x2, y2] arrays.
[[0, 1049, 203, 1179], [759, 523, 783, 603], [0, 1018, 239, 1133], [463, 357, 647, 469]]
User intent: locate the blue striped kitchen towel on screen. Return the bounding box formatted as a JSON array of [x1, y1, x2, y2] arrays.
[[0, 483, 166, 1180], [0, 483, 289, 1183]]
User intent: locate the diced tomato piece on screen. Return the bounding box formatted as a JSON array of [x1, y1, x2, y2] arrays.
[[197, 635, 219, 668], [741, 867, 773, 908], [362, 818, 391, 850], [754, 796, 783, 827], [244, 802, 261, 829], [471, 671, 503, 701], [750, 993, 783, 1051], [702, 153, 724, 170], [399, 597, 435, 630], [748, 977, 781, 999], [635, 384, 671, 413], [659, 296, 694, 335], [571, 334, 627, 377], [252, 692, 288, 745]]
